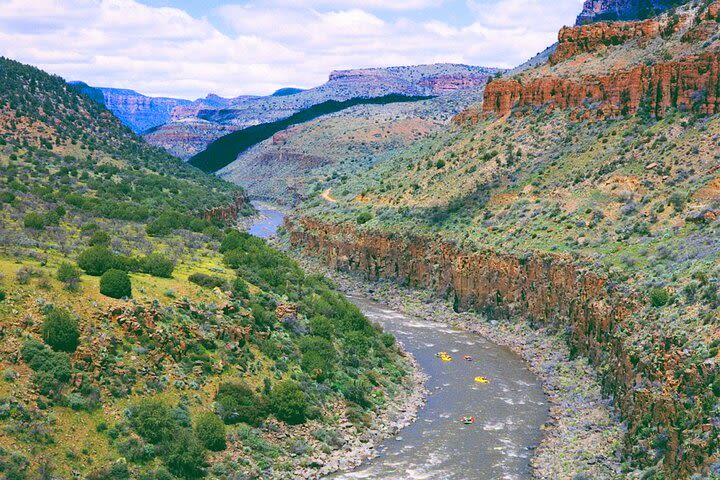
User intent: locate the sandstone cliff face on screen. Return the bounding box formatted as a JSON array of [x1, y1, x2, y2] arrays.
[[483, 51, 720, 118], [288, 216, 718, 476], [551, 19, 664, 64]]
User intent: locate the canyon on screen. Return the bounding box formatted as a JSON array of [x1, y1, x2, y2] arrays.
[[287, 216, 717, 477]]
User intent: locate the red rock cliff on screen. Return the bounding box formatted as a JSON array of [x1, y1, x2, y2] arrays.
[[288, 216, 719, 477], [483, 51, 720, 118], [551, 19, 663, 64]]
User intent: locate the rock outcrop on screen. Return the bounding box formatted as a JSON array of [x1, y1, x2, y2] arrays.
[[287, 216, 719, 477], [551, 19, 664, 64], [483, 51, 720, 118], [202, 191, 249, 223]]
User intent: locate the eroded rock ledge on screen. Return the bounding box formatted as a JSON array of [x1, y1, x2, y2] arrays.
[[287, 215, 718, 477]]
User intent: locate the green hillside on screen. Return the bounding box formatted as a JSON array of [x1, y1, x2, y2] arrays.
[[0, 57, 412, 479]]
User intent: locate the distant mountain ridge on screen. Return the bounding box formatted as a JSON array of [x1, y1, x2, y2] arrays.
[[74, 63, 500, 160], [68, 82, 192, 133]]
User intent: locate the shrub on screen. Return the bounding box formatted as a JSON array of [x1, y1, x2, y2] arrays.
[[299, 336, 336, 380], [77, 246, 116, 276], [215, 381, 268, 426], [309, 315, 334, 339], [356, 212, 372, 225], [269, 381, 307, 424], [232, 277, 249, 299], [194, 413, 226, 451], [21, 339, 72, 397], [42, 309, 80, 352], [650, 288, 670, 307], [163, 430, 207, 479], [23, 212, 46, 230], [436, 159, 446, 169], [0, 288, 5, 302], [188, 272, 225, 290], [56, 262, 81, 291], [127, 399, 178, 444], [88, 231, 111, 247], [100, 269, 131, 299], [142, 253, 174, 278]]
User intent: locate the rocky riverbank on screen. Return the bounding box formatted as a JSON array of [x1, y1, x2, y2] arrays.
[[308, 354, 428, 478], [291, 253, 626, 480]]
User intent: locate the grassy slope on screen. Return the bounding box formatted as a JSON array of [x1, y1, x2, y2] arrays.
[[300, 2, 720, 476], [0, 57, 411, 479]]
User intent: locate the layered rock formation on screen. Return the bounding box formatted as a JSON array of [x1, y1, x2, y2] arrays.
[[551, 19, 664, 64], [287, 216, 718, 477], [68, 83, 191, 133], [483, 51, 720, 118]]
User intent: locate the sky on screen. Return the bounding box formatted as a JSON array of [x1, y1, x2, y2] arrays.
[[0, 0, 583, 99]]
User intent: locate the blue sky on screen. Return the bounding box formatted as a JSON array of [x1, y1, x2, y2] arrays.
[[0, 0, 583, 98]]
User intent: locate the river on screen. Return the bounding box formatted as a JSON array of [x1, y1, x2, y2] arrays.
[[246, 204, 549, 480]]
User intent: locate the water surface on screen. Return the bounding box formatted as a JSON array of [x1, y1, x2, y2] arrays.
[[247, 206, 548, 480]]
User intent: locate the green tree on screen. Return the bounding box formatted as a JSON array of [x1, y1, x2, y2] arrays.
[[269, 381, 307, 424], [100, 269, 131, 299], [42, 309, 80, 352], [194, 413, 226, 451]]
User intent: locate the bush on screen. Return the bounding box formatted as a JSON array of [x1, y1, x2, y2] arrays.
[[299, 336, 336, 380], [142, 253, 174, 278], [232, 277, 249, 299], [194, 413, 226, 451], [100, 269, 131, 299], [127, 399, 178, 444], [23, 212, 46, 230], [163, 430, 207, 479], [77, 246, 116, 276], [57, 262, 80, 282], [21, 339, 72, 397], [188, 272, 225, 290], [0, 288, 5, 302], [41, 309, 80, 352], [356, 212, 372, 225], [88, 231, 111, 247], [56, 262, 81, 291], [269, 381, 307, 424], [215, 381, 268, 426], [650, 288, 670, 307]]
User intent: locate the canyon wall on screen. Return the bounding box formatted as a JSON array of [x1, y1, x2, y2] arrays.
[[288, 216, 718, 477], [483, 51, 720, 118], [551, 19, 664, 64]]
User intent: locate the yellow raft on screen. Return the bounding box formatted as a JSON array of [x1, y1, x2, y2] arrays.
[[474, 376, 489, 384]]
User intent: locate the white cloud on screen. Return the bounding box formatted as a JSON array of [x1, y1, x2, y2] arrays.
[[0, 0, 582, 99]]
